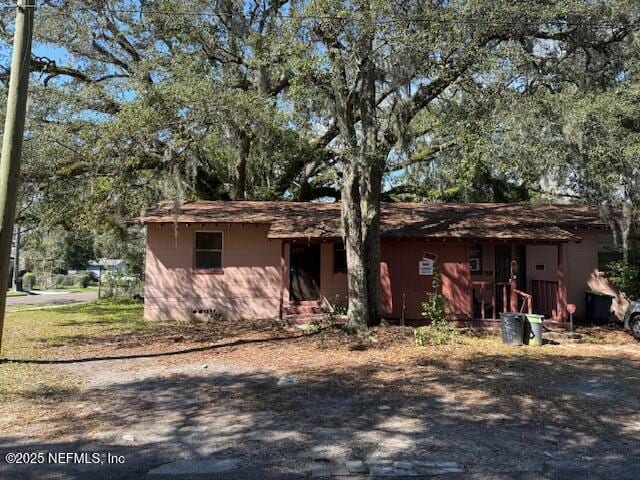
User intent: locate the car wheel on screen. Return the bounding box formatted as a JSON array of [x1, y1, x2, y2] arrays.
[[631, 315, 640, 341]]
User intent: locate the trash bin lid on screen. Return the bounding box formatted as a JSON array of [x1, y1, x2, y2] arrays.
[[525, 314, 544, 323]]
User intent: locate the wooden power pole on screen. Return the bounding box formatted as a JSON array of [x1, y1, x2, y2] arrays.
[[0, 0, 36, 353]]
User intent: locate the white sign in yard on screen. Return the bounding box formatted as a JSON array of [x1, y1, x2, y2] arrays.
[[418, 258, 434, 276]]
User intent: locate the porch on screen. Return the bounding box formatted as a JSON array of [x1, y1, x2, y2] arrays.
[[275, 238, 570, 327], [470, 241, 568, 326]]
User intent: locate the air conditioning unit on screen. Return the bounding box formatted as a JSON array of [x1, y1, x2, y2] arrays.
[[469, 258, 481, 272]]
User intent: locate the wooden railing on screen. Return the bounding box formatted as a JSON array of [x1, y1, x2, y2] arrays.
[[514, 289, 533, 314], [472, 281, 495, 319], [531, 280, 558, 318], [472, 281, 533, 319], [496, 282, 510, 314]]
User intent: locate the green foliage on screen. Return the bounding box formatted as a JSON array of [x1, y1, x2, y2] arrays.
[[22, 272, 36, 290], [320, 294, 347, 326], [607, 260, 640, 300], [62, 231, 94, 270], [101, 272, 143, 300], [416, 270, 459, 346], [414, 319, 460, 347], [3, 1, 638, 335], [413, 327, 428, 347], [421, 270, 449, 323], [76, 274, 91, 288], [53, 274, 68, 288]]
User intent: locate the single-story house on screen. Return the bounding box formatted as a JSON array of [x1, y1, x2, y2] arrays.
[[88, 259, 128, 279], [141, 201, 625, 326]]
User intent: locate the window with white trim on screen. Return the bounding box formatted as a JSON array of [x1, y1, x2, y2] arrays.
[[194, 232, 223, 269]]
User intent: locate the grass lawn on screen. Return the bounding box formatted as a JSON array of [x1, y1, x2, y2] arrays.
[[0, 300, 153, 403], [5, 291, 27, 297]]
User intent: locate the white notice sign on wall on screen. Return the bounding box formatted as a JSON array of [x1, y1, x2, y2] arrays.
[[418, 258, 434, 276]]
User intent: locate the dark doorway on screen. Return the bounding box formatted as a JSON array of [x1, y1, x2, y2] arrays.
[[290, 244, 321, 301], [516, 245, 527, 292], [495, 245, 510, 282]]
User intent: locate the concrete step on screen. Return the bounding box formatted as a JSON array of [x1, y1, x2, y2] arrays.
[[284, 301, 322, 315]]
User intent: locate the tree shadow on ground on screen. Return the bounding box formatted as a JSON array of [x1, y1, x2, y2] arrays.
[[2, 350, 639, 480]]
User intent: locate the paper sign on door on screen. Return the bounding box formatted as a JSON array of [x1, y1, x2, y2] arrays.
[[418, 258, 434, 276]]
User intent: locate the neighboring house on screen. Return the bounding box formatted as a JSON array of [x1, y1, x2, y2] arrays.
[[141, 201, 625, 326], [88, 259, 128, 279]]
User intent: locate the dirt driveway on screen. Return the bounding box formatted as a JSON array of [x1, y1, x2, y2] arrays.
[[1, 320, 639, 480]]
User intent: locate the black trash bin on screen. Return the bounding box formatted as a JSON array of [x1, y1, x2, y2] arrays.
[[500, 313, 524, 346], [585, 291, 614, 324]]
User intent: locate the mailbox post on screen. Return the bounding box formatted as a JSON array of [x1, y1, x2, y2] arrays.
[[567, 303, 576, 333]]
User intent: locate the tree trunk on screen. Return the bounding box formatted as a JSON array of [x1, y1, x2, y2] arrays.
[[358, 23, 384, 327], [621, 203, 632, 264], [361, 156, 385, 326], [234, 132, 250, 200], [342, 159, 369, 333]]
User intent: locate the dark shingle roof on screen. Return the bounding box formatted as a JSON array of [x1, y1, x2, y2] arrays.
[[142, 201, 608, 242]]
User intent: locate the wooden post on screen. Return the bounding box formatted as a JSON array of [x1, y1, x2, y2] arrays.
[[510, 242, 517, 312], [12, 225, 20, 290], [0, 1, 36, 353], [491, 281, 496, 319], [556, 243, 567, 321], [278, 240, 286, 320]]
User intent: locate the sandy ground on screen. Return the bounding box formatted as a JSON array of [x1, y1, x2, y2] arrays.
[[1, 323, 639, 479]]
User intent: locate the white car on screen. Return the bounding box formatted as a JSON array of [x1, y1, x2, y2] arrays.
[[623, 301, 640, 340]]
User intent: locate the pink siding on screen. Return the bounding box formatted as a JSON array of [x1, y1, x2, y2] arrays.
[[145, 225, 349, 321], [145, 223, 281, 321], [526, 233, 625, 321], [568, 231, 628, 320], [527, 245, 558, 284], [145, 223, 613, 323], [381, 242, 471, 320]]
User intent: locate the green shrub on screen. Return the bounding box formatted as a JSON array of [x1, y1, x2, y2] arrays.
[[22, 272, 36, 289], [101, 272, 143, 299], [607, 261, 640, 300], [414, 327, 428, 346], [421, 269, 449, 323], [320, 294, 347, 326], [76, 274, 91, 288], [416, 269, 459, 346], [53, 274, 67, 288]]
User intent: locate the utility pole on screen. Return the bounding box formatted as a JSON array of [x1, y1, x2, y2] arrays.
[[12, 225, 21, 291], [0, 0, 36, 353]]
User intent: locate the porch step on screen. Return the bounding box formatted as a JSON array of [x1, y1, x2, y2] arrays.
[[284, 313, 325, 325], [284, 301, 322, 315]]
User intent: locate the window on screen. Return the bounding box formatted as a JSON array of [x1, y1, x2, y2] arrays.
[[194, 232, 223, 270], [469, 244, 483, 273], [334, 243, 347, 273]]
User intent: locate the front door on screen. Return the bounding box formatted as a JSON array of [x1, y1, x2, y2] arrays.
[[290, 244, 321, 301]]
